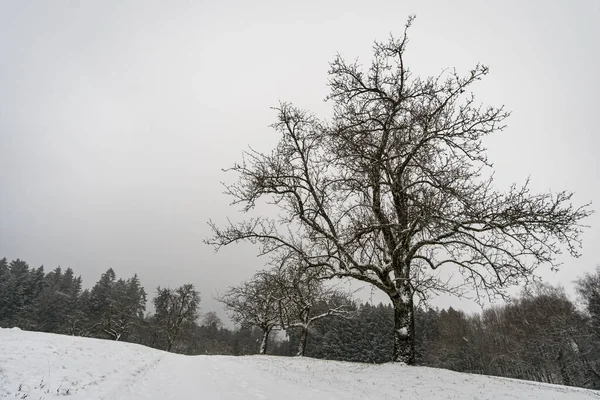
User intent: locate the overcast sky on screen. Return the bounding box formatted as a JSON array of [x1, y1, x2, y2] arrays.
[[1, 0, 599, 320]]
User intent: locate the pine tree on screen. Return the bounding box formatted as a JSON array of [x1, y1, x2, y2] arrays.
[[87, 269, 146, 340], [2, 259, 31, 326], [0, 257, 10, 327]]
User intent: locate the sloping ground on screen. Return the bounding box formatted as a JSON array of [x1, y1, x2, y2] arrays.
[[0, 327, 598, 400]]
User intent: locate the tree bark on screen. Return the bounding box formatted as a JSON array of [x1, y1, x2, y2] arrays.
[[259, 328, 270, 355], [296, 326, 309, 357], [390, 288, 415, 364]]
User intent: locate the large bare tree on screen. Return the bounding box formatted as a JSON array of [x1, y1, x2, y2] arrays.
[[206, 17, 591, 363]]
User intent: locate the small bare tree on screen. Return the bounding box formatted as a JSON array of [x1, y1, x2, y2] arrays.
[[217, 273, 280, 354], [270, 260, 351, 356], [206, 17, 591, 363]]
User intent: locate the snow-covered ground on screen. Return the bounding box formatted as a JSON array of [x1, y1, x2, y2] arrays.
[[1, 328, 598, 400]]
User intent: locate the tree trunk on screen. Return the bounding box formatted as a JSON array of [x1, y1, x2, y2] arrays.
[[390, 288, 415, 364], [296, 326, 309, 357], [558, 347, 572, 386], [259, 328, 270, 355]]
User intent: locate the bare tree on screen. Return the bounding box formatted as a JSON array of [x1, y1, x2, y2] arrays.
[[154, 284, 200, 352], [201, 311, 224, 330], [270, 260, 351, 356], [575, 265, 600, 336], [206, 17, 591, 363], [217, 273, 280, 354], [574, 266, 600, 386]]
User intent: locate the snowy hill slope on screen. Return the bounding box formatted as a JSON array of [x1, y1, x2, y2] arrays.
[[1, 328, 598, 400]]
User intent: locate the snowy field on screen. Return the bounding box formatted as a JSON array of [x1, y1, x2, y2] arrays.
[[1, 328, 598, 400]]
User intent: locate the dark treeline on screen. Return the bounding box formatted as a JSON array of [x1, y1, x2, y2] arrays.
[[0, 257, 276, 356], [2, 256, 600, 390]]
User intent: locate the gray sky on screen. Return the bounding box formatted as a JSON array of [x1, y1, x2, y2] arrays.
[[1, 0, 599, 320]]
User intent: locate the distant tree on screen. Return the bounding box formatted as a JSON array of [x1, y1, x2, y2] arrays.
[[87, 269, 147, 340], [414, 307, 440, 364], [576, 266, 600, 338], [201, 311, 223, 330], [4, 260, 29, 325], [218, 273, 280, 355], [427, 307, 479, 372], [574, 267, 600, 387], [19, 265, 46, 328], [0, 259, 43, 327], [0, 258, 7, 275], [110, 274, 147, 341], [78, 288, 92, 332], [88, 268, 117, 327], [206, 16, 591, 363], [61, 268, 85, 335], [34, 267, 76, 332], [0, 258, 9, 326], [192, 312, 232, 355], [153, 284, 200, 351]]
